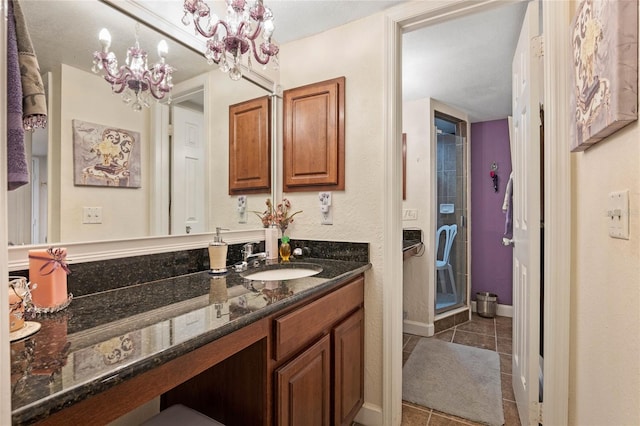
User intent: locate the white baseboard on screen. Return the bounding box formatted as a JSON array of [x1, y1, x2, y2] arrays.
[[402, 319, 434, 337], [354, 402, 383, 426], [471, 301, 513, 318]]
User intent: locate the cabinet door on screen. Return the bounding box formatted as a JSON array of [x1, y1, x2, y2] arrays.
[[283, 77, 345, 192], [228, 95, 271, 194], [333, 308, 364, 426], [275, 334, 331, 426]]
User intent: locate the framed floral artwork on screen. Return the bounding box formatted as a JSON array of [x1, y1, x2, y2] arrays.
[[570, 0, 638, 152], [72, 119, 141, 187]]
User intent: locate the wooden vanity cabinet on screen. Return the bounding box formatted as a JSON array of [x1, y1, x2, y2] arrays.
[[274, 275, 364, 426], [35, 274, 365, 426]]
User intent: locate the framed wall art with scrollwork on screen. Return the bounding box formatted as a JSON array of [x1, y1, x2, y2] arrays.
[[72, 119, 141, 187], [570, 0, 638, 152]]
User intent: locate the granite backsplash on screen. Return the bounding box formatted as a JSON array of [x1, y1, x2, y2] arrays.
[[12, 240, 369, 298]]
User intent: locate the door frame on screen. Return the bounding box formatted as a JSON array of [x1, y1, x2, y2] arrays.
[[383, 1, 571, 425]]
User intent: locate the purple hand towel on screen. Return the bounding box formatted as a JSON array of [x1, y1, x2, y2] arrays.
[[13, 0, 47, 130], [7, 0, 29, 190]]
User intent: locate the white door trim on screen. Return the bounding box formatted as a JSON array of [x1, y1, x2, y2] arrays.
[[383, 1, 570, 424], [0, 1, 11, 423], [383, 8, 404, 425], [541, 1, 571, 423]]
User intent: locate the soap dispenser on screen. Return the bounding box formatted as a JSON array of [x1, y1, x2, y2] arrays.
[[209, 227, 229, 274]]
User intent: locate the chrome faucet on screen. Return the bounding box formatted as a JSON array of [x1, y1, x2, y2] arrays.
[[242, 242, 266, 268]]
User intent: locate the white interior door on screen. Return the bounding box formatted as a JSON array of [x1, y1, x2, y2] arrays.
[[511, 1, 542, 425], [171, 105, 205, 235]]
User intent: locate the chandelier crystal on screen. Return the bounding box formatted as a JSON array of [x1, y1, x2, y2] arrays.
[[91, 24, 175, 111], [182, 0, 279, 80]]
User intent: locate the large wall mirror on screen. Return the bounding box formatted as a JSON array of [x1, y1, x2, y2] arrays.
[[7, 0, 278, 253]]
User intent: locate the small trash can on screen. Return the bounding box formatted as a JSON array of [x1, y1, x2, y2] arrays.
[[476, 292, 498, 318]]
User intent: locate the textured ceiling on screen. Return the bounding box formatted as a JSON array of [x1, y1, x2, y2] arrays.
[[402, 2, 528, 123]]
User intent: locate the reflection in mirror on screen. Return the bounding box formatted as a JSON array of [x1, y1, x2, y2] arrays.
[[7, 0, 275, 247]]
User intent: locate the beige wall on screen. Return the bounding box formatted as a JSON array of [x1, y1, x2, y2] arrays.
[[402, 98, 432, 328], [570, 90, 640, 423], [279, 12, 386, 411], [568, 4, 640, 425], [56, 64, 150, 242]]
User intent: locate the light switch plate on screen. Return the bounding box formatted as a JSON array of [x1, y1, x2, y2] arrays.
[[607, 190, 629, 239], [82, 207, 102, 224], [403, 209, 418, 220]]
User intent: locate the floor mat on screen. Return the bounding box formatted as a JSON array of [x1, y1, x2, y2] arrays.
[[402, 337, 504, 425]]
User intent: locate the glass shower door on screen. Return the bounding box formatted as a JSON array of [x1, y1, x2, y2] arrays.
[[435, 131, 467, 313]]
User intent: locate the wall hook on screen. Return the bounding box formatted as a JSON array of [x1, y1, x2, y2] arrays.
[[489, 162, 499, 193]]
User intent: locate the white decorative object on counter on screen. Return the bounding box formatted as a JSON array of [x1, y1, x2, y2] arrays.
[[265, 226, 279, 260]]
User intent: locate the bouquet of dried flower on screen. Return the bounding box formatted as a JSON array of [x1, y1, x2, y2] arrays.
[[253, 198, 302, 235]]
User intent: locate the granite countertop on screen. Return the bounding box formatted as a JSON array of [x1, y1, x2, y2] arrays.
[[10, 257, 370, 425], [402, 229, 423, 260], [403, 239, 422, 251]]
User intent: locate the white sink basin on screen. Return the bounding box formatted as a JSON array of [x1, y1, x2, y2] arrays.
[[241, 263, 322, 281]]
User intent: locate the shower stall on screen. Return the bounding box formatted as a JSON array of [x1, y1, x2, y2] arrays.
[[435, 117, 468, 314]]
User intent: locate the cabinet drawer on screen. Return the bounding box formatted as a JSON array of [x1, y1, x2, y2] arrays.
[[274, 275, 364, 361]]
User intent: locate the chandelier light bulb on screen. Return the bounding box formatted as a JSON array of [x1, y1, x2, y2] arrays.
[[263, 19, 274, 38], [157, 40, 169, 59], [99, 28, 112, 51]]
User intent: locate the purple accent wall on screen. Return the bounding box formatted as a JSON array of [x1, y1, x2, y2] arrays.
[[471, 119, 513, 305]]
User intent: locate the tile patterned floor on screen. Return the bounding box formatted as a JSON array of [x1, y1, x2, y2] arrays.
[[401, 314, 521, 426]]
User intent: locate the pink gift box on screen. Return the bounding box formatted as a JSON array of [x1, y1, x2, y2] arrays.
[[29, 248, 69, 309]]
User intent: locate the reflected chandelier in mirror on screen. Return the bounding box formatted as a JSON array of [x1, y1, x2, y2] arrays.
[[92, 24, 175, 111]]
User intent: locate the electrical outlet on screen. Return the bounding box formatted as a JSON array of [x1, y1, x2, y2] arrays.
[[321, 208, 333, 225], [319, 192, 333, 224], [237, 195, 247, 223], [319, 191, 332, 206]]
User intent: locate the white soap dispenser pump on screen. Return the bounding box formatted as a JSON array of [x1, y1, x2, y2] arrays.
[[209, 227, 229, 274]]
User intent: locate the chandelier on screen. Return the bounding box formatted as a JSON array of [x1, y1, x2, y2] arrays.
[[182, 0, 279, 80], [91, 24, 175, 111]]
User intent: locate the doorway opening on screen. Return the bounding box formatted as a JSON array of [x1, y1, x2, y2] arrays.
[[169, 89, 206, 236], [387, 2, 571, 425]]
